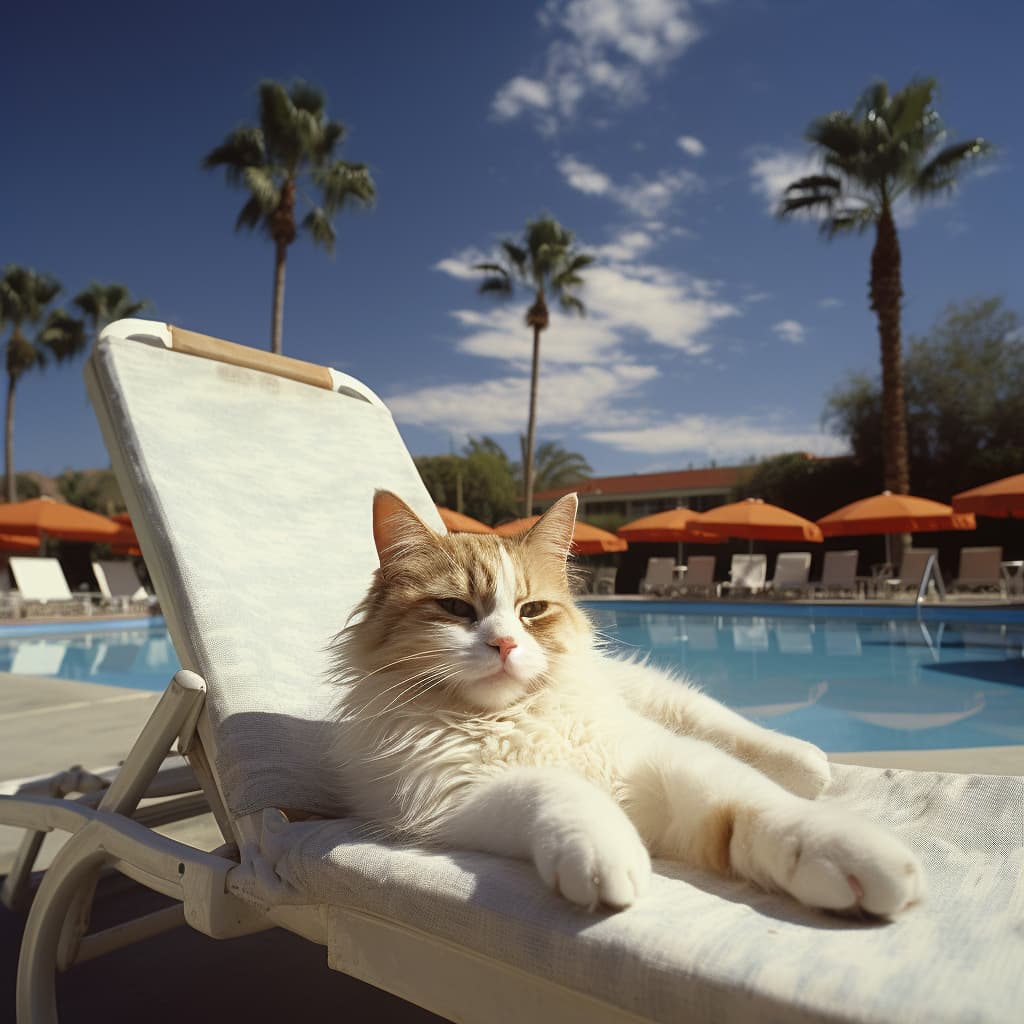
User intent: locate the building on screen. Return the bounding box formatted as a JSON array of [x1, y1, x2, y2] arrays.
[[534, 466, 748, 520]]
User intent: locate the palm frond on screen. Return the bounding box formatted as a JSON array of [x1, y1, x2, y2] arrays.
[[39, 309, 87, 362], [913, 138, 994, 195], [258, 80, 300, 163], [784, 174, 841, 195], [201, 128, 265, 180], [822, 207, 876, 238], [235, 194, 269, 233], [478, 276, 513, 297], [301, 208, 336, 253], [499, 241, 528, 278], [288, 80, 326, 117], [317, 160, 376, 212], [558, 293, 585, 316]]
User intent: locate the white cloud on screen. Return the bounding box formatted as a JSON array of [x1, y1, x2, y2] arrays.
[[772, 319, 805, 344], [676, 134, 705, 157], [491, 76, 552, 120], [433, 248, 491, 281], [558, 155, 702, 217], [493, 0, 703, 131], [586, 413, 849, 459], [386, 363, 659, 437], [818, 297, 843, 309]]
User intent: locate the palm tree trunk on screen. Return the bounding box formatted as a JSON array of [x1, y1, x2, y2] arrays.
[[5, 374, 16, 504], [270, 242, 287, 356], [523, 323, 541, 516], [869, 203, 910, 495]]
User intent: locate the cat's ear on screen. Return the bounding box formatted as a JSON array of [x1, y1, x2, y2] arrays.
[[372, 490, 439, 573], [524, 493, 578, 564]]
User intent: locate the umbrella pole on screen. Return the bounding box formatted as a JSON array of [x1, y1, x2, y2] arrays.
[[884, 532, 892, 568]]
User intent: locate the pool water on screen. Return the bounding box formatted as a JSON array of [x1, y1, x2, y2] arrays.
[[2, 606, 1023, 753], [584, 602, 1024, 752]]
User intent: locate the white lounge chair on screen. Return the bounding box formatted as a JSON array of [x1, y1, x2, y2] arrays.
[[671, 554, 716, 596], [91, 559, 157, 612], [718, 553, 767, 596], [765, 552, 812, 596], [2, 320, 1022, 1023], [810, 549, 859, 598], [883, 548, 940, 599], [950, 546, 1007, 597], [638, 556, 676, 595], [591, 566, 618, 595], [8, 558, 92, 616]]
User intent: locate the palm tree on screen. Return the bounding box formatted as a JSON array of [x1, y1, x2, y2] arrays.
[[475, 217, 594, 514], [0, 266, 86, 502], [73, 282, 149, 339], [203, 79, 376, 355], [522, 439, 593, 495], [778, 78, 992, 494]]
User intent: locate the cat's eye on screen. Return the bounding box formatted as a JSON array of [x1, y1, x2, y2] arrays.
[[520, 601, 549, 619], [437, 597, 476, 621]]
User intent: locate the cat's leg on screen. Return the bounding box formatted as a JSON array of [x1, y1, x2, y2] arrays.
[[614, 656, 831, 798], [623, 725, 923, 916], [437, 767, 651, 910]]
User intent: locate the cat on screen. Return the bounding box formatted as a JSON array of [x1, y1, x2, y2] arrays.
[[328, 490, 924, 916]]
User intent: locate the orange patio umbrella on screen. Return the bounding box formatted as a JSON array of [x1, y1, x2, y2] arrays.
[[818, 491, 975, 536], [952, 473, 1024, 519], [436, 506, 495, 534], [695, 498, 824, 544], [0, 496, 121, 543], [0, 532, 41, 553], [110, 512, 143, 556], [616, 507, 724, 544], [494, 516, 628, 555]]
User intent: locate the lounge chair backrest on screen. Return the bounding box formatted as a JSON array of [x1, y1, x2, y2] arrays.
[[956, 546, 1003, 582], [898, 548, 938, 586], [820, 549, 858, 585], [8, 557, 74, 601], [728, 553, 766, 589], [87, 320, 442, 820], [771, 552, 811, 587], [92, 559, 147, 601], [684, 555, 716, 585], [641, 557, 675, 589]]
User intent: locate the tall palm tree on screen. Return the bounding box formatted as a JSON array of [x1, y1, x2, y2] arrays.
[[475, 216, 594, 515], [203, 79, 376, 355], [0, 266, 86, 502], [778, 78, 992, 494], [73, 282, 149, 340]]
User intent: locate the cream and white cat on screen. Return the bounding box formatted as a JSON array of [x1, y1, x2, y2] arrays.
[[329, 490, 924, 916]]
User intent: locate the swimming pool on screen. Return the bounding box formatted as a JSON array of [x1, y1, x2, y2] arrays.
[[583, 602, 1024, 753], [2, 605, 1023, 752]]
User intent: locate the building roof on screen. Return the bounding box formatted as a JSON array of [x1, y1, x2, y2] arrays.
[[535, 466, 747, 502]]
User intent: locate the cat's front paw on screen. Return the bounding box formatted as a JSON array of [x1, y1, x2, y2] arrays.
[[533, 819, 651, 911], [757, 805, 924, 917]]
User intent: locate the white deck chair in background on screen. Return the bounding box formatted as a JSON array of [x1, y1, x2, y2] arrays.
[[765, 552, 812, 596], [671, 554, 716, 596], [91, 560, 157, 612], [883, 548, 939, 598], [2, 320, 1022, 1024], [638, 556, 676, 595], [718, 553, 767, 596], [8, 558, 92, 616], [810, 549, 859, 598], [950, 546, 1007, 597], [591, 566, 618, 595]]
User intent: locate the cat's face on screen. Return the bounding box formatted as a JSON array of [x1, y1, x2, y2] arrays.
[[349, 492, 591, 713]]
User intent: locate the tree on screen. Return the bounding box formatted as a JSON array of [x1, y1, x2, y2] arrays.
[[520, 438, 592, 495], [73, 282, 149, 339], [0, 266, 86, 503], [474, 216, 594, 515], [826, 296, 1024, 497], [203, 79, 375, 354], [779, 78, 992, 495], [415, 436, 519, 526]]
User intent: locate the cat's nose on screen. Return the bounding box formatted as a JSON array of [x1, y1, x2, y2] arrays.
[[491, 636, 518, 663]]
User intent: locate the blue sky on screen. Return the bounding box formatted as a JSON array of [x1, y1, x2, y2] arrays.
[[5, 0, 1022, 480]]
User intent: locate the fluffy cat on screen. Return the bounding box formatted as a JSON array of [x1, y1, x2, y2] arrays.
[[329, 490, 924, 916]]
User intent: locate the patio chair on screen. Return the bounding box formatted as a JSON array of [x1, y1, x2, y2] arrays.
[[950, 546, 1008, 597], [91, 559, 158, 612], [638, 556, 676, 595], [8, 558, 93, 616], [2, 319, 1022, 1023], [764, 552, 812, 596], [882, 548, 940, 599], [718, 553, 767, 597], [591, 566, 618, 595], [809, 549, 859, 598], [670, 554, 716, 597]]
